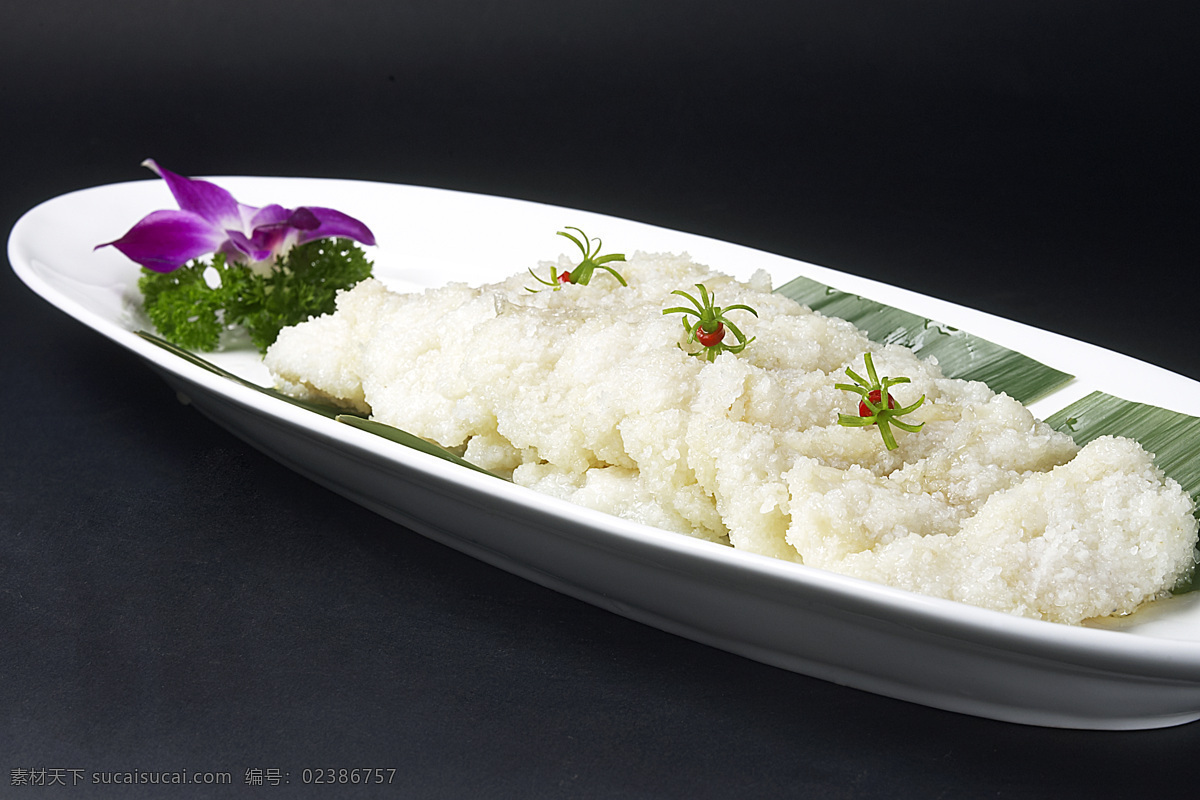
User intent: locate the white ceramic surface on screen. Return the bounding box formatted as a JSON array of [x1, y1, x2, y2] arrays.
[[11, 176, 1200, 730]]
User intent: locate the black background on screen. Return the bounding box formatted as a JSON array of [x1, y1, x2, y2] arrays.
[[3, 2, 1198, 797]]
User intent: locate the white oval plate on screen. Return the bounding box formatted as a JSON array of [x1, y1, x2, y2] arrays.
[[11, 176, 1200, 730]]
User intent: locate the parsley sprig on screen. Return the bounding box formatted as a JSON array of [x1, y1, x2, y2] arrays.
[[138, 238, 373, 353], [836, 353, 925, 450]]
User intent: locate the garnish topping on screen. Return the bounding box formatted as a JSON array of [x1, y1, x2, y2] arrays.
[[96, 160, 375, 273], [663, 284, 758, 361], [96, 160, 376, 353], [836, 352, 925, 450], [138, 239, 373, 353], [528, 227, 627, 291]]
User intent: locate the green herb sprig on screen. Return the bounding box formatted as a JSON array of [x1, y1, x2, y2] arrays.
[[836, 352, 925, 450], [663, 283, 758, 362], [528, 227, 627, 291], [138, 238, 373, 353]]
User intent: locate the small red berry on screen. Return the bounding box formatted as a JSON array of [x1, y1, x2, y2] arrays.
[[696, 322, 726, 347], [558, 270, 572, 283], [859, 389, 896, 417]]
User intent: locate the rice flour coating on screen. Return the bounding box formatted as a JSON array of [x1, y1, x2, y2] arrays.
[[266, 252, 1197, 624]]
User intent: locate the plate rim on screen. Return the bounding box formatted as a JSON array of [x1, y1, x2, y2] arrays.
[[11, 175, 1200, 712]]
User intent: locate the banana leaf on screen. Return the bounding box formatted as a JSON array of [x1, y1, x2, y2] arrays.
[[336, 415, 497, 477], [137, 331, 498, 477], [1046, 392, 1200, 593], [774, 275, 1072, 404]]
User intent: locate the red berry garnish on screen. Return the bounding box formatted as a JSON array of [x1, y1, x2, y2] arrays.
[[836, 353, 926, 450], [859, 388, 896, 417], [696, 322, 726, 347]]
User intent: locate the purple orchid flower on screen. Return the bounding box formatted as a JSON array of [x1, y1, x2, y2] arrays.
[[97, 159, 375, 273]]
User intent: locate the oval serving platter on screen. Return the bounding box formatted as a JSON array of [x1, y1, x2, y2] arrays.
[[11, 176, 1200, 730]]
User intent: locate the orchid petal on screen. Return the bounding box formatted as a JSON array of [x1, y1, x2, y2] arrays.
[[95, 209, 227, 273], [286, 207, 321, 231], [223, 229, 278, 263], [247, 204, 292, 228], [254, 227, 293, 255], [289, 207, 376, 246], [142, 159, 247, 232], [236, 203, 262, 231], [100, 162, 376, 273]]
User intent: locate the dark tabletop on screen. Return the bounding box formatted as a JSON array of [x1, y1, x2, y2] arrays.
[[4, 2, 1199, 798]]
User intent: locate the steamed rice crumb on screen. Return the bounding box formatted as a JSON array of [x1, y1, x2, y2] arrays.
[[265, 252, 1198, 624]]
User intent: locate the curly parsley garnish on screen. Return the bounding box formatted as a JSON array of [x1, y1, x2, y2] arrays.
[[836, 352, 925, 450], [138, 238, 373, 353]]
